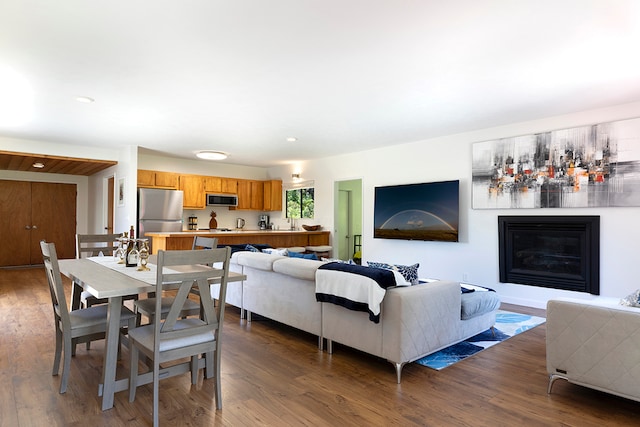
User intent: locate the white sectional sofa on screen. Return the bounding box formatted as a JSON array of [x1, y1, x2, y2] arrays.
[[222, 251, 500, 382], [546, 298, 640, 402]]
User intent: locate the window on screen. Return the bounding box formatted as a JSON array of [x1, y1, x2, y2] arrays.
[[286, 187, 314, 218]]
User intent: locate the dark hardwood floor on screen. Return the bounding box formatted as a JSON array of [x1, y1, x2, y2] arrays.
[[1, 267, 638, 426]]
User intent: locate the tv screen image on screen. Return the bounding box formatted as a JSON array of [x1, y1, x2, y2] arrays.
[[374, 180, 459, 242]]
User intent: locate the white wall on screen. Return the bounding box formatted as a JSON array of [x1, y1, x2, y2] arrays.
[[268, 101, 640, 308]]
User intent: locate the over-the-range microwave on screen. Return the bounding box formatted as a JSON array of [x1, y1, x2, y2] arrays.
[[206, 193, 238, 207]]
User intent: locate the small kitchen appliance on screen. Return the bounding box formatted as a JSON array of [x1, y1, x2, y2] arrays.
[[236, 218, 245, 229], [258, 214, 269, 230]]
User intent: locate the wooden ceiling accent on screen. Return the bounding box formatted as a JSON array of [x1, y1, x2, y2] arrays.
[[0, 151, 117, 176]]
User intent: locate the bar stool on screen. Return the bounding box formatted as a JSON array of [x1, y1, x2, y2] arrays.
[[304, 245, 333, 258]]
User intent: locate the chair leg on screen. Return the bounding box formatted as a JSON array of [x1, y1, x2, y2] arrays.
[[191, 355, 198, 384], [153, 361, 160, 427], [214, 350, 222, 410], [52, 328, 63, 376], [60, 337, 72, 394], [205, 351, 214, 379], [128, 345, 139, 402]]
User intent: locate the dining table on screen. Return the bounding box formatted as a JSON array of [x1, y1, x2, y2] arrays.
[[58, 255, 245, 411]]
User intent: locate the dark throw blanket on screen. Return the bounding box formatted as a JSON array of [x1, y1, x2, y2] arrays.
[[315, 262, 397, 323]]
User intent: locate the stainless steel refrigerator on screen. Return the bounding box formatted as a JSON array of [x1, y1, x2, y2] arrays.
[[137, 188, 184, 251]]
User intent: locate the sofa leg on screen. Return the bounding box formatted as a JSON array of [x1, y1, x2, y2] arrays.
[[392, 362, 405, 383], [247, 311, 252, 322], [327, 339, 333, 354], [548, 373, 567, 394], [318, 336, 323, 351]]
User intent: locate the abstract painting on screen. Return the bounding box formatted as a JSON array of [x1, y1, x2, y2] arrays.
[[472, 117, 640, 209]]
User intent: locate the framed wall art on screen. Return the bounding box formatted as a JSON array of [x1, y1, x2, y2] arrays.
[[472, 117, 640, 209], [117, 177, 125, 207]]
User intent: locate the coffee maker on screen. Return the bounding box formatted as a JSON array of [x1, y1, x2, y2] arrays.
[[258, 214, 269, 230]]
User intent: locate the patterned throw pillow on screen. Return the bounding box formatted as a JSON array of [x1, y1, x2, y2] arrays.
[[262, 248, 288, 256], [321, 257, 356, 265], [288, 251, 318, 260], [620, 289, 640, 307], [367, 261, 420, 285], [245, 244, 260, 252]]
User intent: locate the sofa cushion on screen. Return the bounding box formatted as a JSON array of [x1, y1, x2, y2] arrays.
[[273, 257, 325, 281], [460, 291, 501, 320], [235, 252, 287, 271]]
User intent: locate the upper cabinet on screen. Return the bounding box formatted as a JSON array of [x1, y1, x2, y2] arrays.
[[138, 170, 281, 211], [137, 170, 179, 189], [263, 180, 283, 211], [179, 174, 205, 209], [221, 178, 238, 194]]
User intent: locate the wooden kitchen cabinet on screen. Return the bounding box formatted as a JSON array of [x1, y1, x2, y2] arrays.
[[263, 179, 283, 211], [179, 174, 205, 209], [235, 179, 264, 210], [221, 178, 237, 194], [137, 170, 179, 189], [0, 180, 76, 266], [204, 176, 222, 193]]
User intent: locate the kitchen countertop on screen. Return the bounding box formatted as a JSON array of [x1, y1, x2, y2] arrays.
[[146, 229, 327, 236]]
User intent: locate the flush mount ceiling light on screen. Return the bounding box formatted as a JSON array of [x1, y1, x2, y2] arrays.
[[75, 96, 95, 103], [196, 150, 228, 160], [286, 137, 298, 142], [32, 162, 45, 168]]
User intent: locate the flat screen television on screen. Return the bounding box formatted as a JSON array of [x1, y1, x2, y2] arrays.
[[374, 180, 459, 242]]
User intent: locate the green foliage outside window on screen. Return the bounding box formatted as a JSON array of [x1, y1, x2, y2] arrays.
[[286, 188, 314, 218]]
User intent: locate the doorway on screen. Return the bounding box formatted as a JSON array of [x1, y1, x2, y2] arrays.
[[106, 176, 114, 233], [334, 179, 363, 262]]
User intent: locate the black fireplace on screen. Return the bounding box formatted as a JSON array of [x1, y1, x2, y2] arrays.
[[498, 216, 600, 294]]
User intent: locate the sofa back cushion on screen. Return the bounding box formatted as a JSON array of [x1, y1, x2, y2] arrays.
[[273, 257, 325, 281], [235, 252, 287, 271]]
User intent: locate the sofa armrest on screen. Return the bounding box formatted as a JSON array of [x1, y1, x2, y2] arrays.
[[382, 280, 462, 363]]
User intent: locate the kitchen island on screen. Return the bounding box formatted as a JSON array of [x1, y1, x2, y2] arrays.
[[146, 230, 330, 252]]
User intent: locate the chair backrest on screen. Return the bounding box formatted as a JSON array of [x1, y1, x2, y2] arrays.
[[153, 247, 231, 353], [76, 233, 121, 259], [192, 236, 218, 250], [41, 241, 71, 328]]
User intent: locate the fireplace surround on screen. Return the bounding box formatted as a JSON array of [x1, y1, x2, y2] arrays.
[[498, 215, 600, 294]]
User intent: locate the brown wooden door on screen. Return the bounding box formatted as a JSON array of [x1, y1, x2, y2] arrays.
[[0, 180, 32, 266], [0, 180, 76, 266], [30, 182, 77, 263]]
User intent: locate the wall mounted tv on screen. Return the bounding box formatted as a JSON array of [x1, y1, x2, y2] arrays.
[[374, 180, 459, 242]]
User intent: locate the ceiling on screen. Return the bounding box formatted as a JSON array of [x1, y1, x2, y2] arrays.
[[0, 150, 117, 176], [1, 1, 640, 169]]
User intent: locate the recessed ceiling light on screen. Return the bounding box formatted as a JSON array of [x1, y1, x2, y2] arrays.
[[75, 96, 95, 103], [286, 137, 297, 142], [32, 162, 45, 168], [196, 151, 228, 160]]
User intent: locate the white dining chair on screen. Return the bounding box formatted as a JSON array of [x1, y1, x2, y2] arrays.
[[128, 247, 231, 426], [41, 240, 137, 394]]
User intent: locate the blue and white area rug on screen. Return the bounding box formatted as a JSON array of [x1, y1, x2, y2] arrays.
[[415, 310, 545, 370]]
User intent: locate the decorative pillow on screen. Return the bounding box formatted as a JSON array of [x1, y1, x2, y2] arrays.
[[321, 257, 356, 265], [289, 251, 318, 260], [367, 261, 420, 285], [245, 244, 260, 252], [620, 289, 640, 307], [262, 248, 288, 256]]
